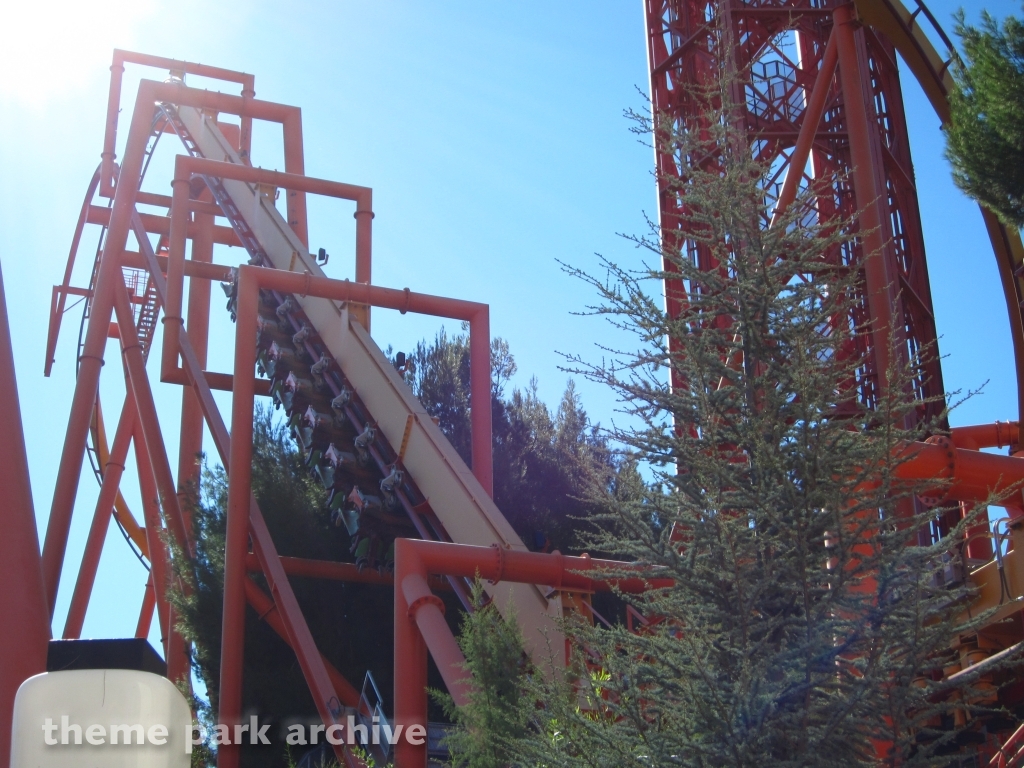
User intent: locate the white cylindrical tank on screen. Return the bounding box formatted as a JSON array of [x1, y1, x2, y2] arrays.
[[10, 670, 192, 768]]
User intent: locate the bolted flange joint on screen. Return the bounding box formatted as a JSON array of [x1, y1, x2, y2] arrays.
[[407, 593, 444, 618]]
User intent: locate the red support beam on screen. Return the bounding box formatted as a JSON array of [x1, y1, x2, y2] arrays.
[[176, 199, 214, 511], [134, 418, 171, 650], [63, 394, 136, 639], [163, 176, 191, 382], [120, 249, 234, 281], [218, 266, 260, 768], [401, 569, 471, 706], [130, 215, 363, 768], [0, 260, 49, 768], [393, 544, 430, 768], [136, 573, 156, 639], [951, 421, 1020, 451], [895, 439, 1024, 508], [41, 78, 159, 616], [834, 1, 901, 401], [135, 190, 222, 217], [86, 205, 243, 247], [770, 28, 838, 227], [243, 553, 448, 589]]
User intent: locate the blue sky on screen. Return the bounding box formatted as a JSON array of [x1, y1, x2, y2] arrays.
[[0, 0, 1019, 646]]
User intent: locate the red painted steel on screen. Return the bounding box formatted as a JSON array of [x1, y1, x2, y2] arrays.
[[63, 394, 136, 639], [130, 220, 364, 768], [136, 573, 156, 639], [41, 79, 159, 615], [243, 552, 449, 589], [0, 261, 49, 768], [951, 421, 1020, 451], [163, 176, 191, 382], [644, 0, 944, 427], [221, 262, 492, 495], [177, 202, 213, 512], [220, 266, 258, 768], [391, 538, 677, 766], [86, 205, 244, 246], [401, 570, 471, 705], [134, 415, 171, 649], [22, 33, 1024, 768]]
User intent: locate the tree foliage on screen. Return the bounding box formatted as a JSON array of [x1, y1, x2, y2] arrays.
[[405, 328, 618, 553], [945, 5, 1024, 228], [171, 407, 396, 768], [170, 331, 618, 767], [444, 58, 1007, 768], [433, 582, 534, 768]]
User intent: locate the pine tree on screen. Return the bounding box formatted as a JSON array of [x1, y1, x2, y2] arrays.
[[433, 582, 533, 768], [945, 6, 1024, 228], [445, 49, 1009, 768]]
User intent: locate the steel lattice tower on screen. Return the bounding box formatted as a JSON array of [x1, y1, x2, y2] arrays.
[[644, 0, 944, 428]]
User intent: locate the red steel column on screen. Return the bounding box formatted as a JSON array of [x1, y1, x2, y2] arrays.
[[0, 260, 50, 768], [217, 266, 260, 768], [469, 309, 493, 497], [177, 205, 213, 505], [134, 420, 170, 648], [41, 80, 156, 613], [162, 176, 190, 381], [354, 195, 373, 330], [113, 279, 191, 685], [63, 394, 136, 638], [393, 539, 429, 768], [136, 574, 156, 639], [834, 1, 900, 397], [282, 111, 308, 248]]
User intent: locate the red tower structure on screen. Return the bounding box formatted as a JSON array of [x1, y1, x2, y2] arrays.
[[644, 0, 1024, 420], [643, 0, 1024, 543], [645, 0, 943, 421]]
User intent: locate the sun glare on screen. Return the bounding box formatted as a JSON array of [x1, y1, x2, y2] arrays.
[[0, 0, 154, 106]]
